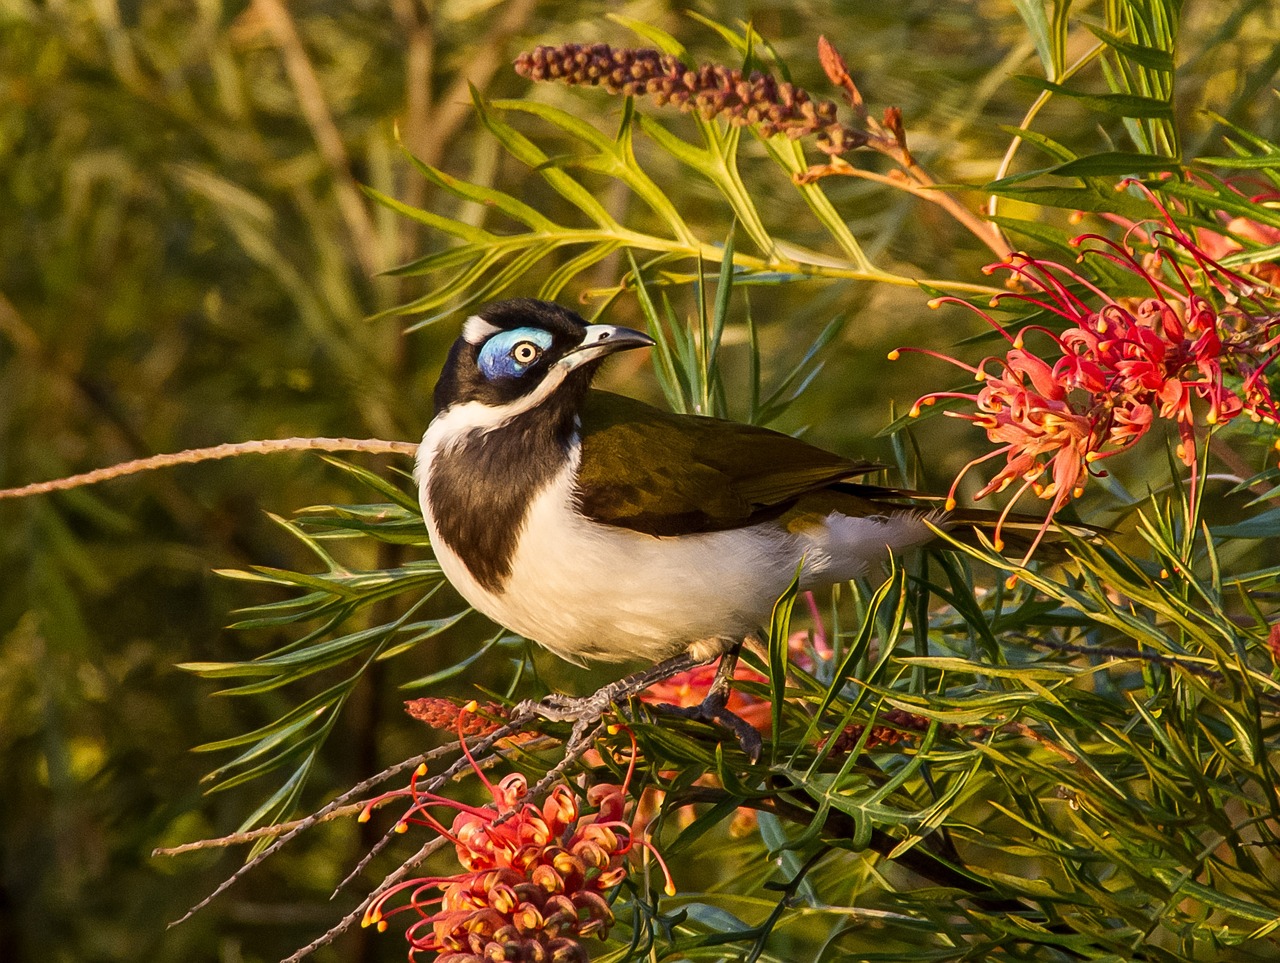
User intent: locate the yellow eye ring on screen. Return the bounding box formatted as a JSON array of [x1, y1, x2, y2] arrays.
[[512, 341, 541, 365]]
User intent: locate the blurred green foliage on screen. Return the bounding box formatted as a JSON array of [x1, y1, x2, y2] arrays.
[[3, 1, 1280, 962]]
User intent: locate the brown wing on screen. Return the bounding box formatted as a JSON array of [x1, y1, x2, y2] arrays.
[[574, 391, 884, 536]]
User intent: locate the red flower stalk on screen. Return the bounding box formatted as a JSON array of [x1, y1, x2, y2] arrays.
[[361, 714, 671, 962], [894, 182, 1280, 554]]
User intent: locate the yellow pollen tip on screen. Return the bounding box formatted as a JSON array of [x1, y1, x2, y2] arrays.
[[927, 298, 943, 309], [665, 883, 677, 896], [1274, 439, 1280, 451], [945, 498, 957, 511], [1206, 411, 1218, 425], [1013, 338, 1024, 349], [1085, 452, 1099, 462], [909, 406, 921, 418], [377, 920, 388, 933], [888, 349, 901, 360], [994, 538, 1005, 552], [1005, 575, 1019, 590], [395, 821, 409, 834], [974, 371, 986, 382], [357, 811, 371, 824], [607, 724, 622, 735], [1159, 568, 1169, 579], [415, 763, 428, 778], [463, 700, 479, 713]]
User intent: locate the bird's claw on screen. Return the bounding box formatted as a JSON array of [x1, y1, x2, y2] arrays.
[[652, 692, 763, 763]]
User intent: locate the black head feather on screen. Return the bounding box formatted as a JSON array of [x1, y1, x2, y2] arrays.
[[433, 299, 596, 416]]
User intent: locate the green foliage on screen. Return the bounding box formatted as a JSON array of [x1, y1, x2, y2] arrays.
[[6, 2, 1280, 962]]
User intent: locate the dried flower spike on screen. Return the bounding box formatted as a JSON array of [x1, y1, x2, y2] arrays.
[[515, 42, 868, 156]]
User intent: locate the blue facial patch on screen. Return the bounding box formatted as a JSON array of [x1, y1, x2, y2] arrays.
[[477, 327, 554, 381]]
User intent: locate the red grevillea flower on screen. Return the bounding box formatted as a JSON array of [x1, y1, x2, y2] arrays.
[[361, 716, 671, 963], [894, 181, 1280, 553]]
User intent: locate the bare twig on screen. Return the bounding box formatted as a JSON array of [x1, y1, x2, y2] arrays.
[[281, 838, 447, 963], [0, 437, 417, 501], [153, 802, 368, 856]]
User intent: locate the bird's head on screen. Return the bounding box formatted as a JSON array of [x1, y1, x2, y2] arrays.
[[433, 298, 654, 416]]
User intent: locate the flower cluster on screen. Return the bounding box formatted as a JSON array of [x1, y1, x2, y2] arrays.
[[361, 724, 670, 962], [515, 43, 866, 155], [895, 184, 1280, 552]]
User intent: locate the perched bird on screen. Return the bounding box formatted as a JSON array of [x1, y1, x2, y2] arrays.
[[416, 298, 1030, 758]]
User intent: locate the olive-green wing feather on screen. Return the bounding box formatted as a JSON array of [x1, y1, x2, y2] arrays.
[[575, 391, 884, 535]]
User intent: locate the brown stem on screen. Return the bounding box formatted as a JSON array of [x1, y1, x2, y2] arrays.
[[0, 437, 417, 501]]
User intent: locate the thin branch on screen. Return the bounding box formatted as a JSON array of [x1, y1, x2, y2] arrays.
[[154, 802, 367, 856], [281, 838, 446, 963], [0, 438, 417, 501]]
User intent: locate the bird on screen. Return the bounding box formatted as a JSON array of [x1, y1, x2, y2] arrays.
[[415, 297, 1042, 761]]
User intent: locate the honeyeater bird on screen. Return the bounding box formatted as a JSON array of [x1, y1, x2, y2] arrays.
[[416, 298, 1031, 758]]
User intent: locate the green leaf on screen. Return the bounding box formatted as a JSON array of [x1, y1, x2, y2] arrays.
[[1212, 507, 1280, 540], [1015, 76, 1174, 118], [1012, 0, 1060, 80], [361, 185, 493, 244], [1085, 24, 1175, 72], [767, 565, 802, 765], [1046, 152, 1181, 177], [608, 13, 687, 56]]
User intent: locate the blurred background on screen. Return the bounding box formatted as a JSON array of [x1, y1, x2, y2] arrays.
[[2, 1, 1278, 960]]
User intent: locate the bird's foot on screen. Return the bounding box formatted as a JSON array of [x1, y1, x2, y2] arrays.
[[650, 691, 763, 763], [500, 652, 704, 807], [649, 639, 763, 762]]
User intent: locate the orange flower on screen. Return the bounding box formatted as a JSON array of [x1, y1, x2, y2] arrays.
[[896, 182, 1280, 554], [361, 722, 671, 962]]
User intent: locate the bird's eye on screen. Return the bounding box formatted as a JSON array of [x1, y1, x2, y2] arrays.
[[511, 341, 542, 365]]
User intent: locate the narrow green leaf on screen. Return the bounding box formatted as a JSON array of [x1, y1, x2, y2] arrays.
[[767, 565, 802, 765], [403, 151, 560, 233], [360, 185, 493, 244], [1046, 152, 1181, 177], [1015, 76, 1173, 118], [608, 14, 687, 56], [1012, 0, 1059, 80]]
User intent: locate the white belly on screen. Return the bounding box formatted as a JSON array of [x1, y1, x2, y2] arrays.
[[420, 445, 934, 665]]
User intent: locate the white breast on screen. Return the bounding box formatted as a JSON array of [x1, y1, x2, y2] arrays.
[[417, 419, 935, 666]]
